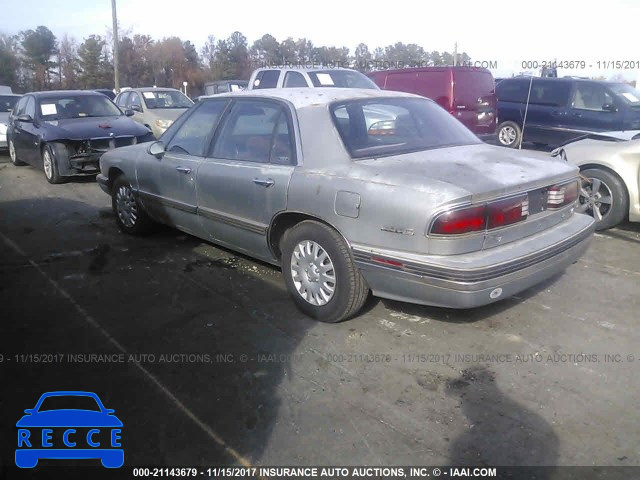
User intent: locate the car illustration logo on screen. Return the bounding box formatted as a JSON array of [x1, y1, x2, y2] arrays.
[[15, 391, 123, 468]]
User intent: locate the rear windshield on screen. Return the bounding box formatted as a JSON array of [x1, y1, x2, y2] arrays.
[[0, 95, 19, 112], [454, 71, 495, 107], [141, 90, 193, 109], [309, 70, 379, 89], [331, 97, 480, 159], [609, 83, 640, 106], [38, 95, 123, 120]]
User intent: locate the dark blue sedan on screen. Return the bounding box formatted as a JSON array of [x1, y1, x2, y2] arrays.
[[7, 90, 155, 183]]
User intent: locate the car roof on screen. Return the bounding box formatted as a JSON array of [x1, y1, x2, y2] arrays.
[[27, 90, 108, 98], [125, 87, 182, 93], [200, 87, 420, 109], [252, 66, 358, 73], [368, 66, 492, 75]]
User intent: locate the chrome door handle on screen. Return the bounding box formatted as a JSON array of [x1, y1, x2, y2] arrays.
[[176, 166, 191, 174], [253, 178, 275, 187]]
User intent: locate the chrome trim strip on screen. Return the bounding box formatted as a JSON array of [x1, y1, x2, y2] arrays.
[[353, 223, 593, 283], [137, 190, 197, 214], [197, 205, 267, 235]]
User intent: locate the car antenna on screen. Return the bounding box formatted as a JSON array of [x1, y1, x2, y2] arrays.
[[519, 74, 534, 150]]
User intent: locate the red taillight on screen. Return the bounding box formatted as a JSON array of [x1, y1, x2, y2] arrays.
[[431, 206, 487, 235], [547, 181, 579, 208], [431, 196, 530, 235], [487, 195, 528, 229]]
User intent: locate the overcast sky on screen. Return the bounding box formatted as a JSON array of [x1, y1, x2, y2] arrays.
[[2, 0, 640, 80]]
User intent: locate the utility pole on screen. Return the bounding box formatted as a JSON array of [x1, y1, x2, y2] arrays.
[[453, 42, 458, 66], [111, 0, 120, 93]]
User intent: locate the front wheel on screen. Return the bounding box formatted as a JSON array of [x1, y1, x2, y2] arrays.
[[497, 121, 522, 148], [577, 169, 628, 230], [42, 143, 67, 184], [280, 220, 369, 323], [9, 139, 26, 166], [111, 175, 155, 235]]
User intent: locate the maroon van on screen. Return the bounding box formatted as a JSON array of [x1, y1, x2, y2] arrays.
[[367, 67, 497, 138]]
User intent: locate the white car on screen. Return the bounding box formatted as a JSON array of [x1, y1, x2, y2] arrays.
[[551, 130, 640, 230], [0, 94, 21, 150], [248, 67, 379, 90]]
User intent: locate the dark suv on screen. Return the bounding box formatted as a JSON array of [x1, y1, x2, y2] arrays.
[[496, 77, 640, 148]]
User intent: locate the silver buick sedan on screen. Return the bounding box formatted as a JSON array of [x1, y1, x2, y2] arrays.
[[97, 88, 595, 323]]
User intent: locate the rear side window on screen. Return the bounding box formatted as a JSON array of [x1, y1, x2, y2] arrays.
[[253, 70, 279, 89], [283, 71, 308, 88], [116, 92, 129, 108], [496, 80, 529, 103], [571, 83, 615, 111], [212, 100, 295, 164], [529, 80, 570, 107]]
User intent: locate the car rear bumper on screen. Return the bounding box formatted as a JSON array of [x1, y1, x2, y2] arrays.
[[353, 213, 595, 308]]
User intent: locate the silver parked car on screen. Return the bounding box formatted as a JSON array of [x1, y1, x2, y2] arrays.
[[552, 130, 640, 230], [97, 88, 595, 323], [114, 87, 193, 138]]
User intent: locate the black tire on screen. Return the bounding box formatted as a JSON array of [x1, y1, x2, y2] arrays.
[[578, 168, 628, 231], [42, 143, 68, 184], [497, 121, 522, 148], [111, 175, 155, 235], [280, 220, 369, 323], [8, 138, 26, 166]]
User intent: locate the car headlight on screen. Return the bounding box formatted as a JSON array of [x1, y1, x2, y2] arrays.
[[0, 123, 7, 135], [155, 119, 174, 129]]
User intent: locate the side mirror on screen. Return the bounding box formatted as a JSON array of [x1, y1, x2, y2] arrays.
[[17, 114, 33, 123], [105, 409, 115, 414], [124, 109, 135, 117], [147, 140, 166, 159], [602, 103, 618, 113], [131, 105, 142, 113], [24, 409, 34, 414]]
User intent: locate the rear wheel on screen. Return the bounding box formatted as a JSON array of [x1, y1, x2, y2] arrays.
[[280, 220, 369, 323], [577, 168, 628, 230], [112, 175, 155, 235], [9, 139, 26, 166], [497, 121, 521, 148]]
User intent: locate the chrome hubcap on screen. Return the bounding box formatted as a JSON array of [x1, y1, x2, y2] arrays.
[[577, 177, 613, 222], [9, 141, 16, 162], [290, 240, 336, 306], [43, 150, 52, 178], [115, 185, 138, 227], [499, 126, 516, 145]]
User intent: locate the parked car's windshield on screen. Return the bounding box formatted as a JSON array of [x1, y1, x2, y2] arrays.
[[331, 97, 480, 158], [309, 70, 378, 89], [38, 95, 123, 120], [142, 90, 193, 109], [609, 83, 640, 106], [38, 395, 102, 412], [0, 95, 19, 112]]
